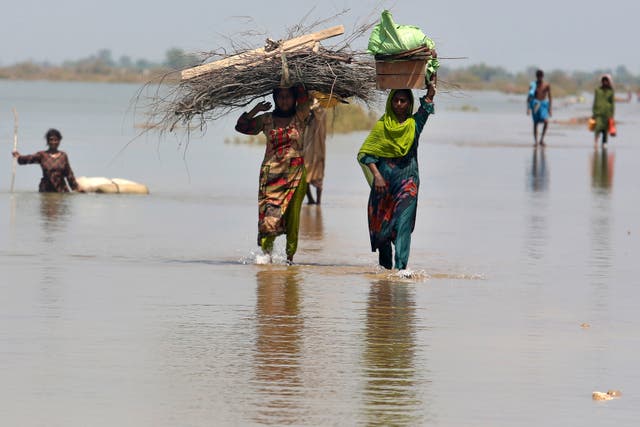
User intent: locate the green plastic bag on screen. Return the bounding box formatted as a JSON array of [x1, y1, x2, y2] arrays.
[[368, 10, 440, 81]]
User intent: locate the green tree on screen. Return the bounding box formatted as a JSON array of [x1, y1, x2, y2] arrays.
[[614, 65, 633, 87], [96, 49, 114, 66], [119, 55, 133, 68], [135, 58, 153, 70], [164, 48, 200, 69]]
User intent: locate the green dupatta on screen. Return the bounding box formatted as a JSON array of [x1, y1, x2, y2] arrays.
[[357, 89, 416, 185]]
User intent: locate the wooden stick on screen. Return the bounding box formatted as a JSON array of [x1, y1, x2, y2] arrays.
[[181, 25, 345, 80], [10, 108, 18, 193]]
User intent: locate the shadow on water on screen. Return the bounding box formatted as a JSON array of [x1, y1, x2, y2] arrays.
[[360, 280, 430, 426], [251, 268, 305, 425]]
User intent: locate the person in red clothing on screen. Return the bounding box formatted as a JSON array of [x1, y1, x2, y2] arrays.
[[12, 128, 84, 192], [235, 83, 311, 264]]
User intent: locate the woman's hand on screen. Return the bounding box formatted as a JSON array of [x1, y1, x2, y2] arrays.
[[12, 151, 19, 158], [425, 55, 437, 102], [367, 163, 386, 193], [426, 78, 436, 102], [373, 173, 387, 193], [254, 101, 272, 113]]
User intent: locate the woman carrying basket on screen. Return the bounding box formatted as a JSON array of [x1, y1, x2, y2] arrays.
[[357, 80, 436, 274]]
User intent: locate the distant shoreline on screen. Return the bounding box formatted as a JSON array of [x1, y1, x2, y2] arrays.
[[3, 62, 639, 98], [0, 65, 172, 84]]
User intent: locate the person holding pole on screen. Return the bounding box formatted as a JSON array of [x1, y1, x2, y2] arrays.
[[10, 108, 19, 193], [12, 128, 83, 193]]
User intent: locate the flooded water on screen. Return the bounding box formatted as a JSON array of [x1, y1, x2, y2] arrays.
[[1, 80, 639, 426]]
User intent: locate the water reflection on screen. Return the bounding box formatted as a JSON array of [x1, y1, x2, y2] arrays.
[[588, 149, 614, 316], [524, 148, 549, 263], [252, 268, 305, 425], [527, 148, 548, 193], [39, 194, 71, 285], [590, 148, 614, 191], [300, 205, 324, 240], [361, 280, 426, 426], [39, 193, 71, 235]]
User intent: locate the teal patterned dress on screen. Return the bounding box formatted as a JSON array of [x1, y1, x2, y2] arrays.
[[359, 97, 434, 269]]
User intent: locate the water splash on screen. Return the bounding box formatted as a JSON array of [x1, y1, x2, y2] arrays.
[[239, 239, 289, 265], [388, 269, 431, 281]]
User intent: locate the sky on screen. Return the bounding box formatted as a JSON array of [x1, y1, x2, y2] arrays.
[[3, 0, 640, 73]]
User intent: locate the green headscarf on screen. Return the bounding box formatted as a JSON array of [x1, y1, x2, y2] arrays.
[[357, 89, 416, 185]]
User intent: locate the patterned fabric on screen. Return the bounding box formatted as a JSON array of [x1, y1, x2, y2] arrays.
[[359, 96, 433, 269], [302, 103, 326, 189], [17, 151, 79, 192], [235, 88, 311, 247], [259, 170, 308, 257]]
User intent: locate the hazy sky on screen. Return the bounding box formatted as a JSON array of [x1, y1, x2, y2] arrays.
[[3, 0, 639, 72]]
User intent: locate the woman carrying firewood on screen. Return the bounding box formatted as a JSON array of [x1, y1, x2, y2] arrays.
[[357, 80, 436, 275], [235, 83, 312, 264]]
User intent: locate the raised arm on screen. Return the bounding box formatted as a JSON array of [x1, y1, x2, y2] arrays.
[[235, 101, 272, 135], [414, 79, 436, 134]]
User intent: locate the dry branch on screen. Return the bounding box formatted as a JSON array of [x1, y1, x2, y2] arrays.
[[137, 18, 380, 136], [181, 25, 345, 80]]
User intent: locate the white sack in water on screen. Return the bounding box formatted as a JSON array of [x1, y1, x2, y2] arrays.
[[77, 177, 149, 194]]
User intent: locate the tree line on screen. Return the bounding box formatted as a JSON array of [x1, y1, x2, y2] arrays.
[[438, 63, 640, 97], [0, 48, 200, 82], [2, 49, 639, 97]]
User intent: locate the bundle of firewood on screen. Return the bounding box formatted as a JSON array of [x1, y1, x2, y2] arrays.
[[139, 24, 380, 134]]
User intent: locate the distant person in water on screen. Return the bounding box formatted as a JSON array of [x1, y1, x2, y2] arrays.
[[592, 74, 615, 148], [12, 128, 83, 192], [526, 69, 552, 146]]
